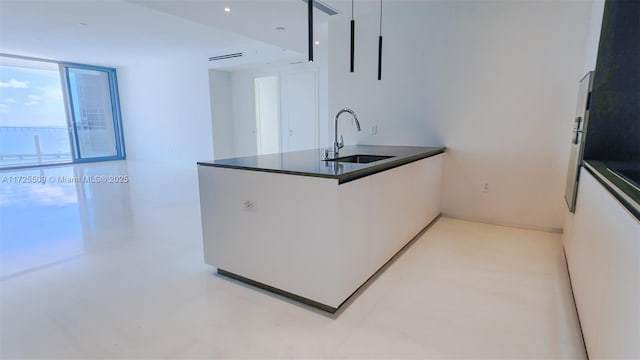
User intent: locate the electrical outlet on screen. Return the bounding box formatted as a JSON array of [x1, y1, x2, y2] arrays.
[[371, 124, 378, 135], [482, 183, 489, 193]]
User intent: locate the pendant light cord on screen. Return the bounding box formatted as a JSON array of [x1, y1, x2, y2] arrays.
[[379, 0, 382, 36], [351, 0, 354, 20]]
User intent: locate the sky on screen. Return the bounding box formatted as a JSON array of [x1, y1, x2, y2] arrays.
[[0, 65, 68, 127]]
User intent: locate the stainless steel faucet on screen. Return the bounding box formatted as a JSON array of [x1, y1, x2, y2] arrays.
[[330, 108, 361, 159]]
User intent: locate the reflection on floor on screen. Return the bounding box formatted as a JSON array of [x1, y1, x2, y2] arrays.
[[0, 161, 585, 359], [0, 162, 133, 278]]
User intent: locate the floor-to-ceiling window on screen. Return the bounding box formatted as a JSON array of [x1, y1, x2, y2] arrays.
[[0, 55, 125, 169]]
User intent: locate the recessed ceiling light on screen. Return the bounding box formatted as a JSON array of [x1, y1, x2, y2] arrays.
[[315, 41, 320, 45], [275, 26, 286, 31], [224, 7, 231, 12]]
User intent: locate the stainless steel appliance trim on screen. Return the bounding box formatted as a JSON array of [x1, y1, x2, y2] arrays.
[[584, 162, 640, 216]]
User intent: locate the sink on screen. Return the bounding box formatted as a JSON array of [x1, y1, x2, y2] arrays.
[[323, 154, 395, 164]]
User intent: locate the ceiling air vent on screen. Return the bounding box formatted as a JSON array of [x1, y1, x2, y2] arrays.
[[301, 0, 339, 16], [208, 53, 243, 61]]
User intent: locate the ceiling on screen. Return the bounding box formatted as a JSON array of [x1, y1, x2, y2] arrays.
[[0, 0, 334, 67], [128, 0, 343, 54], [125, 0, 414, 54], [0, 0, 413, 69]]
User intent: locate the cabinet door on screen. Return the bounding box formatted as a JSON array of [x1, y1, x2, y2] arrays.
[[197, 165, 373, 308], [568, 169, 640, 358], [198, 166, 340, 305], [369, 155, 443, 273]]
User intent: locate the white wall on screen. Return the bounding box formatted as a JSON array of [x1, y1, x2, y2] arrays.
[[328, 1, 593, 230], [211, 61, 328, 158], [118, 56, 213, 166], [116, 55, 214, 211], [209, 70, 234, 160]]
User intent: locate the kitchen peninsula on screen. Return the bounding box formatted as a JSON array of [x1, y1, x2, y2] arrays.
[[198, 145, 445, 312]]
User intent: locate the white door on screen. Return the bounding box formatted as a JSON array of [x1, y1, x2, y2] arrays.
[[280, 69, 318, 152], [254, 76, 280, 155]]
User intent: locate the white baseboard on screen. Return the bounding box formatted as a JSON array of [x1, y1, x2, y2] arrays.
[[440, 213, 563, 234]]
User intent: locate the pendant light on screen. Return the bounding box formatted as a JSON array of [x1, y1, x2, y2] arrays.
[[350, 0, 355, 72], [377, 0, 383, 80], [308, 0, 314, 62]]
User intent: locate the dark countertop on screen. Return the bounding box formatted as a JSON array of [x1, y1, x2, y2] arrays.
[[198, 145, 445, 184], [583, 160, 640, 220]]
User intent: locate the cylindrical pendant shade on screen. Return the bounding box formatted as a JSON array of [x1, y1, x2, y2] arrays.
[[378, 35, 383, 80], [350, 19, 355, 72], [377, 0, 383, 80], [308, 0, 314, 62]]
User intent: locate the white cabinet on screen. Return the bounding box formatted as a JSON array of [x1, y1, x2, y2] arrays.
[[198, 154, 444, 310], [369, 154, 442, 273], [566, 168, 640, 359], [198, 167, 366, 308]]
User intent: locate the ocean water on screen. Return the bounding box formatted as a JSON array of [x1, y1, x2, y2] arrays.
[[0, 127, 72, 167]]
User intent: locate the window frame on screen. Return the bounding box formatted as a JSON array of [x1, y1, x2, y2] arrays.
[[62, 63, 126, 163], [0, 53, 126, 171]]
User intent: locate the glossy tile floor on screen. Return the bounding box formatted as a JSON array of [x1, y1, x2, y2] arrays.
[[0, 161, 586, 359]]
